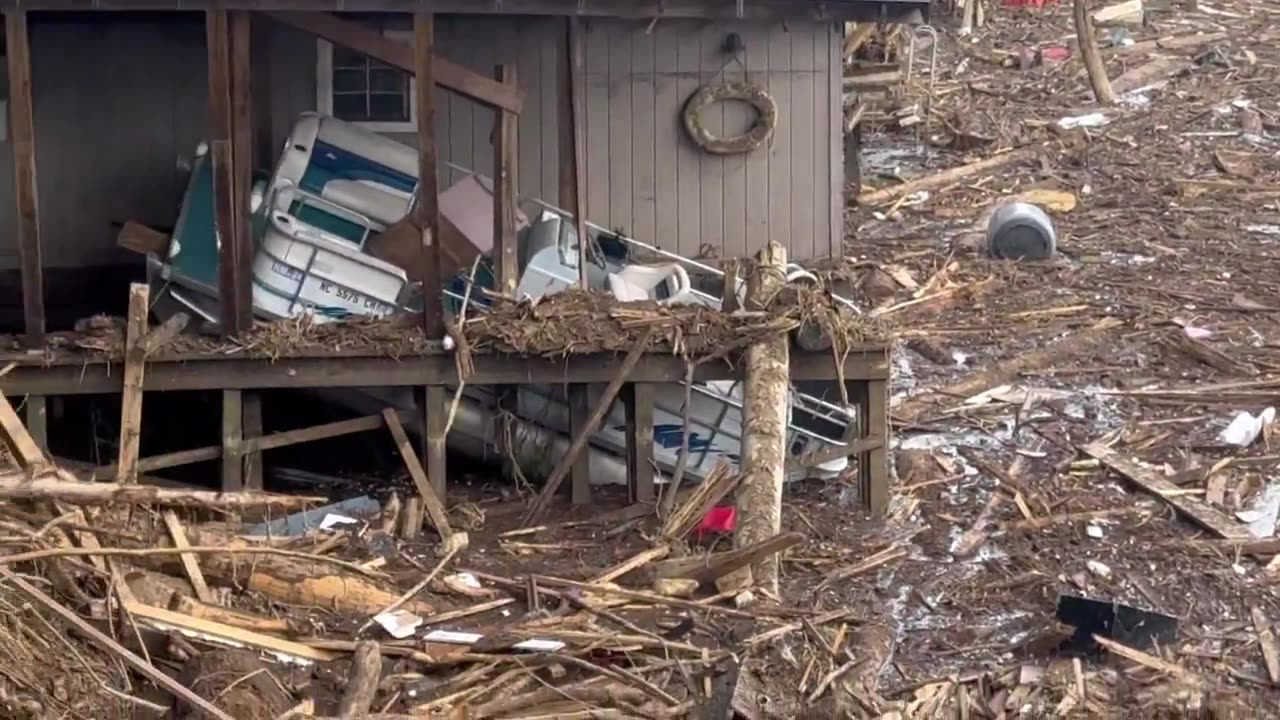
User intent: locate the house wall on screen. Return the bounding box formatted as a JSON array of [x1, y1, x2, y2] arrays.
[[0, 12, 842, 272]]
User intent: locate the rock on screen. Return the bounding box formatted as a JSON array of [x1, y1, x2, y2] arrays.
[[858, 267, 899, 301]]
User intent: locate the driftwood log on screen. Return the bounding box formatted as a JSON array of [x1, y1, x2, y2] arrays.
[[0, 470, 325, 509], [734, 242, 791, 594]]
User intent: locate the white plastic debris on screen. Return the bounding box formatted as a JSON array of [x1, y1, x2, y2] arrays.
[[1235, 482, 1280, 538], [374, 610, 423, 639], [1058, 113, 1110, 130], [1219, 407, 1275, 447], [1086, 525, 1104, 539], [1086, 560, 1112, 579], [422, 630, 563, 652], [318, 514, 359, 530]]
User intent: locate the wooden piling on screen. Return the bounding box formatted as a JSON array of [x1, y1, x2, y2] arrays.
[[735, 243, 790, 595]]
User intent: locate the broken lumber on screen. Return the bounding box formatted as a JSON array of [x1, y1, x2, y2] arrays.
[[0, 567, 236, 720], [0, 470, 324, 509], [338, 641, 383, 719], [1079, 442, 1250, 540], [896, 318, 1122, 424], [523, 331, 654, 526], [125, 601, 337, 664], [1252, 607, 1280, 687], [661, 463, 739, 540], [857, 147, 1036, 205], [161, 509, 215, 604], [116, 283, 149, 483], [115, 220, 170, 256], [169, 594, 297, 635], [0, 389, 50, 475], [382, 408, 463, 549], [653, 532, 804, 586], [1074, 0, 1116, 104], [589, 545, 671, 585], [736, 242, 790, 595]]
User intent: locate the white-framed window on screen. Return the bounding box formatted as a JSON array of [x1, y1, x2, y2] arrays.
[[316, 28, 416, 132]]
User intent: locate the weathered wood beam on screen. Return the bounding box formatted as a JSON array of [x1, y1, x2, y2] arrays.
[[0, 350, 891, 396], [493, 64, 519, 295], [5, 11, 45, 346], [221, 389, 244, 492], [230, 11, 255, 331], [207, 10, 251, 336], [624, 383, 656, 503], [567, 384, 592, 506], [115, 284, 149, 484], [414, 12, 443, 338], [557, 17, 589, 289], [265, 11, 524, 114]]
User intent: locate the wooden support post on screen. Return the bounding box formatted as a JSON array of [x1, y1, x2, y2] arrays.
[[229, 11, 255, 329], [221, 390, 244, 492], [423, 385, 449, 500], [414, 13, 443, 338], [557, 17, 589, 290], [523, 335, 652, 526], [623, 383, 656, 503], [25, 396, 47, 453], [207, 10, 251, 336], [1074, 0, 1116, 105], [242, 393, 264, 491], [851, 380, 890, 515], [338, 641, 383, 719], [493, 64, 520, 295], [568, 384, 592, 506], [736, 243, 790, 595], [116, 284, 150, 484], [5, 11, 45, 346]]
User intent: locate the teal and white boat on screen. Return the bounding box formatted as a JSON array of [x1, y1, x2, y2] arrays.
[[148, 112, 862, 488]]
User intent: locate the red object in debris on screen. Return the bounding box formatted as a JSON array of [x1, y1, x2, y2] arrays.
[[697, 506, 737, 537], [1040, 45, 1073, 63], [1005, 0, 1055, 7]]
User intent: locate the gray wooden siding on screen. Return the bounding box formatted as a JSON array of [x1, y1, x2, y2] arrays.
[[0, 14, 840, 271]]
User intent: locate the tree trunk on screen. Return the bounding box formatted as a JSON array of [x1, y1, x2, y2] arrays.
[[734, 243, 791, 595]]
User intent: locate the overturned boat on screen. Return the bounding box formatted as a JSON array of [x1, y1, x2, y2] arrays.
[[147, 112, 861, 487]]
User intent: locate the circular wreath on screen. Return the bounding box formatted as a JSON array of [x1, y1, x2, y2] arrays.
[[682, 81, 778, 155]]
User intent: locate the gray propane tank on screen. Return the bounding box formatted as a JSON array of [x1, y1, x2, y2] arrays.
[[987, 201, 1057, 260]]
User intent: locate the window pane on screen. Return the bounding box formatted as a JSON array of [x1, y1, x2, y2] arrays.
[[333, 46, 367, 68], [368, 93, 409, 123], [333, 69, 367, 94], [332, 93, 370, 122], [369, 68, 407, 94]]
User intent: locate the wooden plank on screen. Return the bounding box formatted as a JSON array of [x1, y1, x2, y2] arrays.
[[161, 510, 216, 604], [242, 392, 264, 491], [5, 11, 45, 346], [523, 336, 652, 526], [116, 284, 150, 484], [607, 22, 633, 242], [652, 23, 679, 253], [535, 18, 558, 203], [767, 25, 794, 257], [568, 384, 592, 506], [0, 390, 49, 474], [631, 23, 656, 247], [589, 545, 670, 585], [414, 12, 444, 338], [624, 383, 656, 503], [264, 12, 524, 114], [558, 17, 590, 289], [206, 11, 243, 338], [115, 220, 170, 256], [228, 10, 254, 334], [1252, 607, 1280, 687], [653, 531, 803, 585], [1080, 442, 1250, 540], [124, 600, 337, 664], [494, 64, 520, 295], [221, 389, 244, 492], [674, 25, 702, 258], [697, 24, 726, 256], [742, 24, 770, 256], [791, 26, 817, 257], [0, 349, 892, 396], [0, 568, 237, 720], [383, 408, 455, 542], [822, 22, 840, 255]]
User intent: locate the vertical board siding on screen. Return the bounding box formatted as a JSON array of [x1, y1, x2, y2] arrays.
[[0, 14, 837, 272]]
